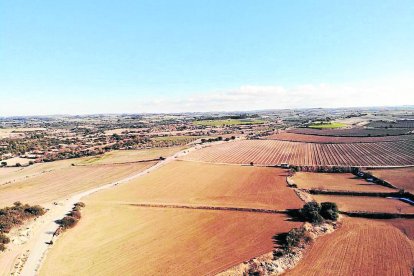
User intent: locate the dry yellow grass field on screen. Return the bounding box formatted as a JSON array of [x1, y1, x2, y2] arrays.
[[0, 162, 157, 206], [287, 218, 414, 276], [40, 205, 301, 276], [292, 172, 396, 193], [312, 194, 414, 214], [0, 159, 80, 186], [77, 147, 186, 165], [90, 161, 303, 210]]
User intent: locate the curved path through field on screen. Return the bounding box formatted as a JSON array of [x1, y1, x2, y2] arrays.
[[5, 142, 220, 276]]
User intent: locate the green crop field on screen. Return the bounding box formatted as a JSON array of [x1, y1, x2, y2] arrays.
[[193, 119, 265, 126], [308, 122, 347, 129]]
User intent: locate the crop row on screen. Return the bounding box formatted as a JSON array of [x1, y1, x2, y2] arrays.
[[263, 132, 414, 143]]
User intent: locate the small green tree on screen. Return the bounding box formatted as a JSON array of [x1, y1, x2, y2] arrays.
[[320, 202, 339, 221], [300, 202, 324, 224]]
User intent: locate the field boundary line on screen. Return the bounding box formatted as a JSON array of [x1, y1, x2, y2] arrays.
[[127, 203, 287, 214]]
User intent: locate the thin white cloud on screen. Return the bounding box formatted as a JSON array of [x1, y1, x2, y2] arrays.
[[0, 74, 413, 116], [133, 75, 414, 113]]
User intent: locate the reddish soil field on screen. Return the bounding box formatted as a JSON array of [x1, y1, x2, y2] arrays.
[[292, 172, 396, 193], [288, 127, 412, 137], [312, 194, 414, 214], [264, 132, 414, 143], [287, 218, 414, 276], [367, 167, 414, 193], [182, 140, 414, 167], [40, 203, 301, 275], [382, 219, 414, 240], [90, 161, 303, 210]]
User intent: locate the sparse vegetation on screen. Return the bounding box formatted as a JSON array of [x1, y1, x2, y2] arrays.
[[57, 202, 86, 230], [0, 202, 45, 251]]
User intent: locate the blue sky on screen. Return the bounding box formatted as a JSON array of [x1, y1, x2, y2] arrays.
[[1, 0, 413, 115]]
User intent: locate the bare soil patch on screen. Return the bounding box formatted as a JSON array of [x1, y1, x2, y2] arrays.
[[312, 194, 414, 214], [292, 172, 396, 193], [367, 167, 414, 194]]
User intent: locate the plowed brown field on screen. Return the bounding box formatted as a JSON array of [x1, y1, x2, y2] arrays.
[[182, 140, 414, 167], [292, 172, 396, 193], [40, 206, 300, 276], [287, 218, 414, 276], [264, 132, 414, 143], [90, 161, 303, 210], [382, 219, 414, 240], [39, 161, 304, 275], [312, 195, 414, 214], [367, 167, 414, 193]]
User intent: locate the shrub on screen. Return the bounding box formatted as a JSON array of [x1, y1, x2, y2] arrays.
[[24, 205, 45, 216], [0, 243, 5, 252], [69, 210, 81, 220], [300, 202, 324, 224], [74, 202, 86, 208], [320, 202, 339, 221], [279, 227, 312, 253], [0, 233, 10, 244], [60, 216, 78, 229]]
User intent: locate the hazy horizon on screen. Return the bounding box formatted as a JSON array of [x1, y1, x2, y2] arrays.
[[1, 0, 413, 116]]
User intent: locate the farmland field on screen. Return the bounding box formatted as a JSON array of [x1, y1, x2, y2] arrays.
[[312, 194, 414, 214], [383, 219, 414, 240], [367, 120, 414, 128], [0, 158, 83, 186], [87, 161, 303, 210], [40, 206, 300, 276], [288, 127, 412, 137], [264, 132, 414, 143], [0, 161, 157, 206], [182, 140, 414, 167], [308, 122, 346, 129], [76, 146, 185, 165], [291, 172, 396, 193], [39, 161, 303, 275], [367, 167, 414, 193], [287, 218, 414, 275]]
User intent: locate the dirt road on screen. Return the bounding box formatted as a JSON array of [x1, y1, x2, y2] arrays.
[[0, 143, 214, 276]]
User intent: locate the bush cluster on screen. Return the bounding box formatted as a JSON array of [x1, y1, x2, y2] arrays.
[[300, 202, 338, 224], [0, 202, 45, 251], [58, 202, 85, 230], [274, 226, 313, 257]]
